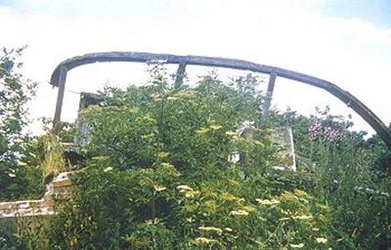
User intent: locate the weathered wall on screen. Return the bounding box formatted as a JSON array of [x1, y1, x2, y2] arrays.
[[0, 171, 73, 240]]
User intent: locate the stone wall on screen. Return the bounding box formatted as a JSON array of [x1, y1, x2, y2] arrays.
[[0, 171, 73, 240]]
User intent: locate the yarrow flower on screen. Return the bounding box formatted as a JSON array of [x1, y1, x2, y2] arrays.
[[198, 226, 223, 235], [316, 237, 328, 244], [103, 167, 113, 172], [290, 243, 304, 248], [154, 185, 166, 192], [256, 198, 280, 205], [194, 237, 217, 245], [230, 210, 249, 216], [176, 185, 193, 191], [292, 214, 313, 220]]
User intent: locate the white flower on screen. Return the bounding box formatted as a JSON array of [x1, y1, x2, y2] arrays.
[[198, 226, 223, 235], [290, 243, 304, 248], [316, 237, 328, 244], [292, 215, 313, 220], [230, 210, 249, 216], [194, 237, 217, 244], [256, 198, 280, 205], [103, 167, 113, 172], [154, 185, 166, 192], [185, 190, 200, 198], [176, 185, 193, 191]]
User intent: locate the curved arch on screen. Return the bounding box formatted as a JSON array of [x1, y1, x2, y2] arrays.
[[50, 51, 391, 151]]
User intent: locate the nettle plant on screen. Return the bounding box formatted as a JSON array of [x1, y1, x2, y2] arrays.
[[48, 65, 333, 249]]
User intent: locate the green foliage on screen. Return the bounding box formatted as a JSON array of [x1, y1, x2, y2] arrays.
[[46, 68, 334, 249], [2, 60, 390, 249], [271, 105, 391, 249], [0, 47, 43, 201]]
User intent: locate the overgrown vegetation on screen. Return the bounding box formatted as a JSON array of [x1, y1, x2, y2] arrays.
[[1, 54, 390, 249]]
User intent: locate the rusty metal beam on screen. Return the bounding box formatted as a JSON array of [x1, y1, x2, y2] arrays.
[[49, 51, 391, 151]]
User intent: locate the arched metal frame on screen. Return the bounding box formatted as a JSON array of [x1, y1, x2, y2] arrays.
[[50, 51, 391, 151]]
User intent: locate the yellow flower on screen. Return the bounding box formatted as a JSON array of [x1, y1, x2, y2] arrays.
[[228, 179, 240, 187], [221, 192, 237, 201], [240, 205, 256, 212], [204, 200, 218, 213], [210, 124, 222, 130], [157, 151, 170, 158], [195, 127, 210, 134], [225, 131, 237, 136]]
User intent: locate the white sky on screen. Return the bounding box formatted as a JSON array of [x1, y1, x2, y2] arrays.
[[1, 0, 390, 135]]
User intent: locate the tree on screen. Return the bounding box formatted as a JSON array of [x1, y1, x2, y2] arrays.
[[0, 46, 39, 200]]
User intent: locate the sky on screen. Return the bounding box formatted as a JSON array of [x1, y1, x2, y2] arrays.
[[0, 0, 390, 135]]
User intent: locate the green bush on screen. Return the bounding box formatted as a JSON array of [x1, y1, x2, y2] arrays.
[[46, 70, 335, 249]]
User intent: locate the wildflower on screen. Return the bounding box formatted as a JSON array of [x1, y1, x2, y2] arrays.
[[157, 151, 170, 158], [185, 190, 200, 198], [316, 237, 328, 244], [228, 179, 240, 186], [194, 237, 217, 245], [225, 131, 237, 136], [177, 185, 193, 191], [290, 243, 304, 248], [224, 227, 233, 232], [292, 214, 313, 220], [141, 133, 154, 139], [210, 124, 222, 130], [228, 152, 240, 164], [204, 200, 218, 213], [195, 127, 210, 134], [198, 226, 223, 235], [221, 192, 237, 201], [103, 166, 113, 172], [154, 185, 166, 192], [256, 198, 280, 205], [230, 210, 249, 216], [240, 205, 255, 212], [8, 173, 16, 178]]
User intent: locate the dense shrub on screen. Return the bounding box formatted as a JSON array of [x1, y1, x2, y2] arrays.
[[46, 70, 335, 249]]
